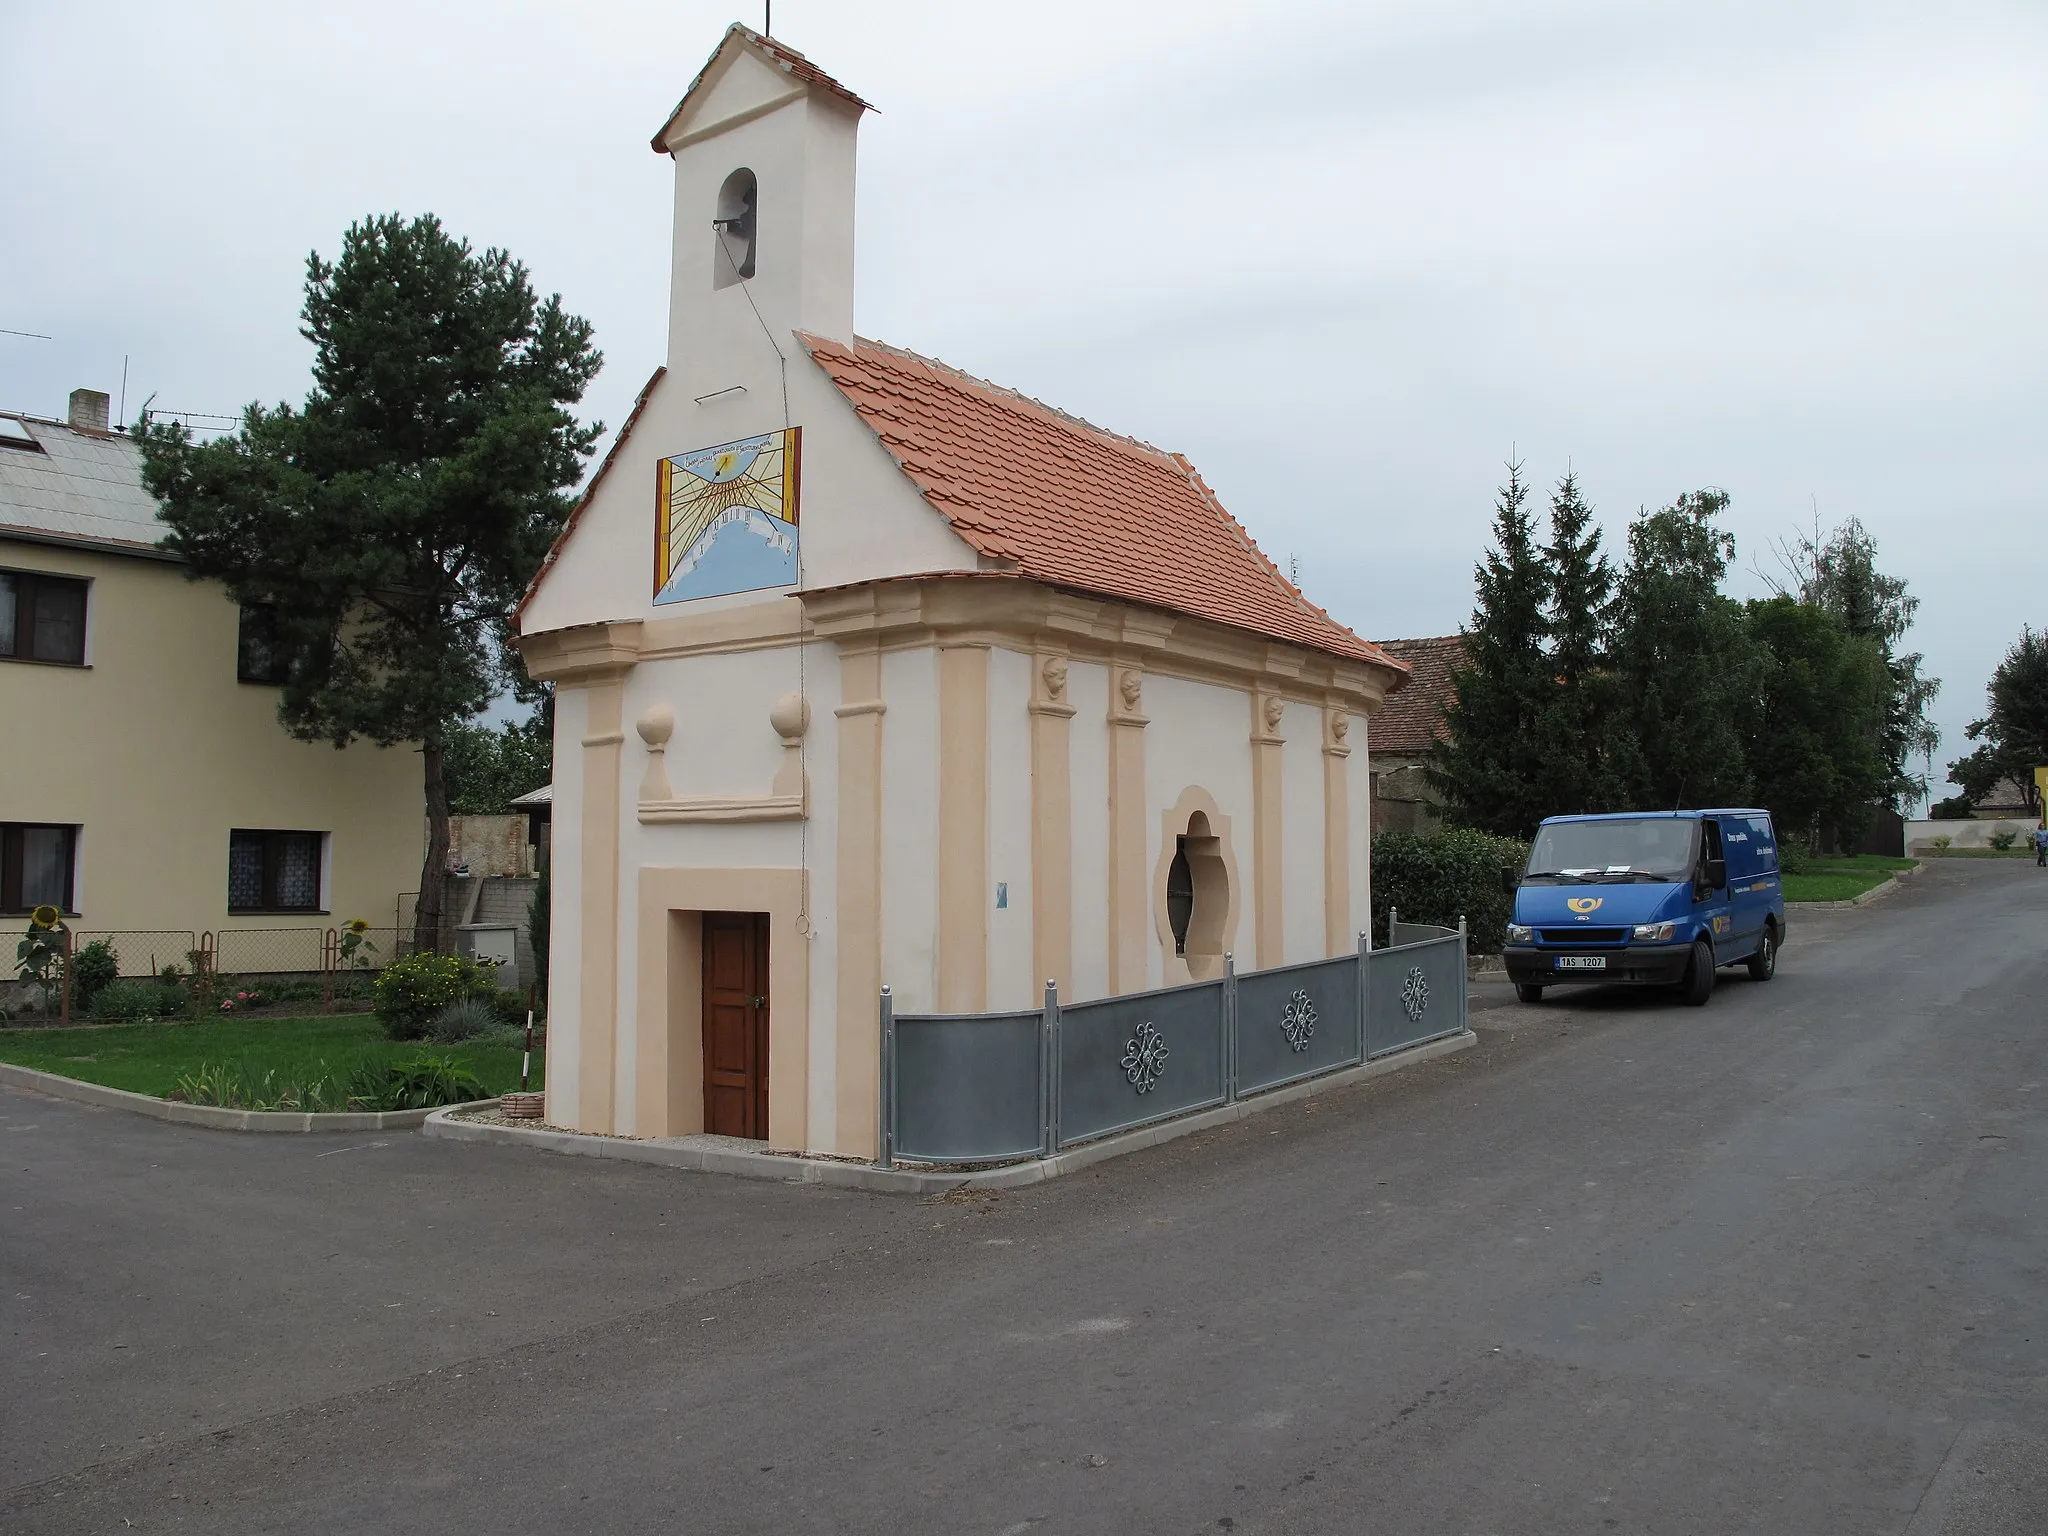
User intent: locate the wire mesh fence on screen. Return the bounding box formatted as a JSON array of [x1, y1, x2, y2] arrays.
[[72, 931, 201, 979]]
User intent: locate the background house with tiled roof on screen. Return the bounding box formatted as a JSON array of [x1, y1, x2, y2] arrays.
[[0, 391, 421, 959], [517, 25, 1408, 1156], [1368, 636, 1464, 833]]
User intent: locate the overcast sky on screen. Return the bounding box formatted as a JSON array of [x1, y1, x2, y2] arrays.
[[6, 0, 2043, 799]]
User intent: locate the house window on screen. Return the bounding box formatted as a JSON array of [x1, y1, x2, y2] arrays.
[[0, 570, 88, 665], [228, 830, 324, 912], [237, 603, 288, 684], [1, 823, 78, 915]]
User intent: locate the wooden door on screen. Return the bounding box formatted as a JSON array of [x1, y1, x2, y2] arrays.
[[702, 912, 769, 1139]]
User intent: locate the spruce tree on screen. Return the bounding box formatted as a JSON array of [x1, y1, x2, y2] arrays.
[[1531, 470, 1620, 813], [1429, 461, 1555, 837], [1607, 490, 1757, 809]]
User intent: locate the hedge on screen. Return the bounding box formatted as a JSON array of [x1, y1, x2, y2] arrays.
[[1371, 826, 1530, 954]]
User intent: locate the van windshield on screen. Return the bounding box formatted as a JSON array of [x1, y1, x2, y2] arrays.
[[1525, 818, 1697, 883]]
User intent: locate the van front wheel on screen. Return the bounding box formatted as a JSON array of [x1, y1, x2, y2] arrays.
[[1516, 983, 1546, 1004], [1680, 940, 1716, 1007], [1746, 923, 1778, 981]]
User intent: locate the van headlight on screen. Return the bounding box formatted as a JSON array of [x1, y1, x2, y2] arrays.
[[1505, 924, 1533, 943], [1632, 921, 1678, 942]]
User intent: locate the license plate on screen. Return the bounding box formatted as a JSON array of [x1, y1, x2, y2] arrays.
[[1556, 956, 1607, 971]]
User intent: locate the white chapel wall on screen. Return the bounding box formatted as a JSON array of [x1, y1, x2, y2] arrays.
[[879, 646, 939, 1011], [1280, 699, 1328, 963], [546, 685, 588, 1122], [1141, 672, 1258, 984], [1066, 660, 1113, 1003], [986, 646, 1036, 1012]]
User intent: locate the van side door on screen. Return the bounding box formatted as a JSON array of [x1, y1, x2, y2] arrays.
[[1718, 814, 1766, 955], [1695, 817, 1736, 951]]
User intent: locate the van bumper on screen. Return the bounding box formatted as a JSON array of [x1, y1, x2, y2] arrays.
[[1504, 945, 1694, 987]]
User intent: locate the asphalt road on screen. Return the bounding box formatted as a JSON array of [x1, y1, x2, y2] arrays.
[[6, 858, 2047, 1534]]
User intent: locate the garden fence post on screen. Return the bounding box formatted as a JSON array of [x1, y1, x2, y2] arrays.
[[1040, 979, 1059, 1158], [1357, 929, 1371, 1064], [877, 986, 895, 1169], [1223, 952, 1238, 1104], [1458, 913, 1469, 1035], [1389, 907, 1398, 948], [61, 927, 73, 1027], [321, 928, 336, 1012]]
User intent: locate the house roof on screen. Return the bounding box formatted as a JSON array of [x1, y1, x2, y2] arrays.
[[1367, 635, 1464, 755], [0, 412, 174, 557], [800, 334, 1402, 673], [650, 24, 871, 152]]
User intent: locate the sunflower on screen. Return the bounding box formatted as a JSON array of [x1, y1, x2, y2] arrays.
[[30, 904, 60, 929], [344, 918, 370, 936]]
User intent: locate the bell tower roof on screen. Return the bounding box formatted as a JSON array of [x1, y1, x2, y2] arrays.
[[650, 23, 872, 154]]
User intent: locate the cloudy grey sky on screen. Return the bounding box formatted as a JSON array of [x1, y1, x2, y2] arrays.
[[6, 1, 2043, 798]]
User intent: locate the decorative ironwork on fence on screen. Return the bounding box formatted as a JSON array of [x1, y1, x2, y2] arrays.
[[879, 918, 1469, 1168]]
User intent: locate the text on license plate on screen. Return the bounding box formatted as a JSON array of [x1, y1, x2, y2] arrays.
[[1556, 956, 1607, 971]]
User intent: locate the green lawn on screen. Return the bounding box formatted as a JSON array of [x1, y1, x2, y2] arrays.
[[1780, 854, 1917, 904], [0, 1013, 542, 1100]]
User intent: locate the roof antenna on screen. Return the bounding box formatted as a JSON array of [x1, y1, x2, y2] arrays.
[[764, 2, 771, 36], [119, 355, 129, 428]]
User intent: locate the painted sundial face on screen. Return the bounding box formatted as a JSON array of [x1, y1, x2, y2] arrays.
[[654, 428, 802, 605]]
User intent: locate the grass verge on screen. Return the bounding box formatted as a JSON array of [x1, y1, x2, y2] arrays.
[[0, 1014, 543, 1101], [1781, 854, 1915, 904]]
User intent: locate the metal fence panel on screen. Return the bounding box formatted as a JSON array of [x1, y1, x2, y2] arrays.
[[891, 1010, 1044, 1163], [1234, 953, 1363, 1096], [73, 932, 198, 979], [1367, 934, 1466, 1057], [1057, 980, 1226, 1147], [1390, 917, 1461, 947]]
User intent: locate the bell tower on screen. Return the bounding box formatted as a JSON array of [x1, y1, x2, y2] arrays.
[[651, 27, 868, 406]]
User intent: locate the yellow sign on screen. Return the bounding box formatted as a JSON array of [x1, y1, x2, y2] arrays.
[[2036, 765, 2047, 818], [1566, 897, 1604, 914]]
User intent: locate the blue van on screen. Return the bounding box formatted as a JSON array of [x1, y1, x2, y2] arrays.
[[1502, 809, 1786, 1007]]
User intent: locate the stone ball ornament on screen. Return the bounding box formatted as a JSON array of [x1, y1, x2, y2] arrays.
[[636, 704, 676, 747], [769, 691, 811, 743]]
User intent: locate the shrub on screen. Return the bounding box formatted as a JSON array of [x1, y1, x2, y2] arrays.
[[373, 951, 495, 1040], [90, 979, 190, 1023], [384, 1050, 485, 1109], [69, 939, 120, 1012], [430, 996, 501, 1044], [1371, 826, 1529, 954], [529, 867, 549, 995], [1990, 829, 2019, 851], [1931, 834, 1954, 852], [1928, 794, 1974, 821]]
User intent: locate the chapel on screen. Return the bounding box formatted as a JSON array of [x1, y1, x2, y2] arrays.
[[518, 24, 1409, 1157]]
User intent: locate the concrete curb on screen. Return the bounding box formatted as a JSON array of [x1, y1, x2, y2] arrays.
[[422, 1030, 1478, 1195], [1787, 860, 1923, 912], [0, 1061, 487, 1132]]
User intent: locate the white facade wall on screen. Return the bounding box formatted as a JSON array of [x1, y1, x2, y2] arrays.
[[1280, 699, 1328, 965], [1351, 716, 1375, 946], [879, 646, 939, 1012], [1067, 660, 1113, 1003], [801, 645, 842, 1152], [1141, 673, 1259, 981], [986, 646, 1036, 1011], [545, 686, 588, 1121]]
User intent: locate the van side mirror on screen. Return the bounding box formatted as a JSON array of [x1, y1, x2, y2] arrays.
[[1701, 857, 1727, 891], [1502, 866, 1522, 893]]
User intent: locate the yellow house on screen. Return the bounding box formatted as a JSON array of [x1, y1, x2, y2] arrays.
[[519, 27, 1409, 1157], [0, 390, 423, 976]]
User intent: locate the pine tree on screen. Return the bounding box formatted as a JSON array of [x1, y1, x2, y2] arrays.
[[1531, 470, 1620, 813], [139, 214, 601, 952], [1429, 462, 1555, 836]]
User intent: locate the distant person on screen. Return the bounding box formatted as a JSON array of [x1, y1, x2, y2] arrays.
[[2035, 822, 2048, 868]]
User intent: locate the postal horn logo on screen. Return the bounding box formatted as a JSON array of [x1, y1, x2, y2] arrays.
[[1566, 896, 1604, 914]]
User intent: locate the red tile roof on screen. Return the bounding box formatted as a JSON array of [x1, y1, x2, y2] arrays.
[[651, 25, 871, 153], [1367, 635, 1464, 755], [801, 334, 1403, 673]]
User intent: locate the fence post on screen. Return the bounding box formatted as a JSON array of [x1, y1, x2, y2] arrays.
[[321, 928, 336, 1012], [1040, 979, 1059, 1158], [1457, 913, 1470, 1034], [1223, 952, 1238, 1103], [1388, 907, 1398, 948], [1357, 929, 1371, 1063], [878, 985, 895, 1169], [60, 927, 73, 1027]]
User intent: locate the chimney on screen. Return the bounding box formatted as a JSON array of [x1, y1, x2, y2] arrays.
[[68, 389, 111, 434]]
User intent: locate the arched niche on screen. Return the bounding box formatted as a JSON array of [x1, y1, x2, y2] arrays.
[[1153, 786, 1241, 985], [713, 167, 757, 287]]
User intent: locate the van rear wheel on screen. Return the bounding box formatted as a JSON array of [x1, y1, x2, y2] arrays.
[[1680, 940, 1716, 1007], [1746, 923, 1778, 981], [1516, 983, 1546, 1004]]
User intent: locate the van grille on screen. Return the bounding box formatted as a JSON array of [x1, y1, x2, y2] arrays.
[[1539, 926, 1628, 945]]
